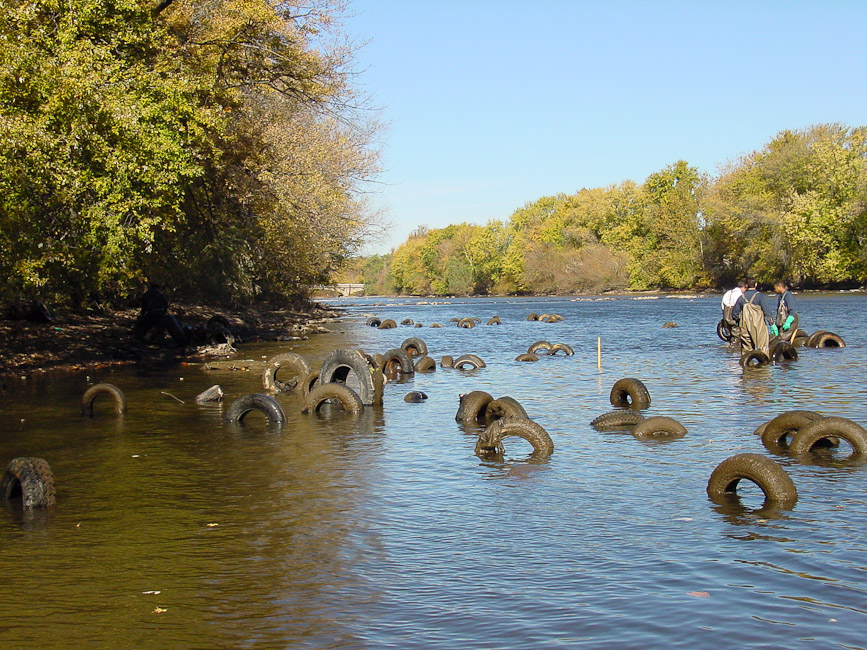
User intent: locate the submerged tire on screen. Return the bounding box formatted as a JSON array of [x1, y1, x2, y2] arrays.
[[788, 417, 867, 456], [590, 410, 645, 429], [429, 323, 442, 328], [401, 337, 428, 357], [440, 355, 455, 368], [609, 378, 651, 410], [1, 457, 56, 508], [487, 316, 501, 325], [382, 348, 415, 376], [400, 318, 414, 326], [366, 317, 381, 327], [404, 391, 428, 403], [455, 391, 494, 422], [716, 319, 733, 342], [527, 313, 539, 321], [527, 340, 552, 355], [414, 355, 437, 372], [453, 354, 486, 370], [484, 396, 529, 421], [319, 349, 380, 406], [548, 343, 574, 356], [262, 352, 312, 392], [769, 341, 798, 362], [812, 332, 845, 348], [475, 417, 554, 459], [515, 353, 539, 362], [223, 393, 286, 425], [81, 383, 127, 416], [631, 416, 687, 439], [760, 411, 823, 451], [707, 453, 797, 507], [740, 350, 770, 367], [378, 319, 397, 330], [804, 330, 828, 347], [457, 317, 476, 329], [300, 369, 321, 397], [302, 383, 364, 415]]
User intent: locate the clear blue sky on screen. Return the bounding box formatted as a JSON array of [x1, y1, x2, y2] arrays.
[[343, 1, 867, 254]]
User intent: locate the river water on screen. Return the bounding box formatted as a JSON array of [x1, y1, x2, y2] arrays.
[[1, 293, 865, 649]]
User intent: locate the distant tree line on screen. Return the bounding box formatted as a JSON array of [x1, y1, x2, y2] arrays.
[[347, 124, 867, 295], [0, 0, 380, 308]]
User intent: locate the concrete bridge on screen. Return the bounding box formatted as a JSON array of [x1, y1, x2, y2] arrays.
[[315, 283, 365, 297]]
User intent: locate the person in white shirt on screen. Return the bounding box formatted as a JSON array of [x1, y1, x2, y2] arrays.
[[721, 280, 746, 324]]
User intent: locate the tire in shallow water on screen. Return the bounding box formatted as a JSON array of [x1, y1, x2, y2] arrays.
[[740, 350, 770, 367], [429, 323, 442, 328], [804, 330, 828, 347], [262, 352, 312, 392], [401, 318, 414, 326], [515, 353, 539, 362], [631, 416, 687, 439], [382, 348, 415, 376], [378, 319, 397, 330], [706, 453, 797, 507], [302, 383, 364, 415], [475, 417, 554, 459], [81, 383, 127, 416], [223, 393, 286, 425], [769, 341, 798, 362], [319, 349, 380, 406], [590, 410, 645, 429], [414, 355, 436, 372], [455, 391, 493, 422], [1, 457, 56, 508], [457, 318, 475, 329], [487, 316, 501, 325], [484, 396, 528, 421], [548, 343, 574, 356], [758, 409, 822, 446], [404, 391, 428, 403], [401, 337, 428, 357], [366, 317, 381, 327], [716, 319, 733, 342], [609, 378, 651, 410], [527, 313, 539, 321], [527, 340, 552, 355], [788, 417, 867, 456], [440, 355, 454, 368], [300, 369, 321, 397], [812, 332, 845, 348], [453, 354, 486, 370]]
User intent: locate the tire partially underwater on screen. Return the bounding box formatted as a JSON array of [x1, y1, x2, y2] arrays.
[[223, 393, 286, 425], [453, 354, 486, 370], [788, 417, 867, 456], [590, 410, 645, 429], [262, 352, 312, 392], [484, 396, 529, 421], [706, 453, 797, 507], [401, 337, 428, 357], [1, 457, 56, 508], [455, 391, 493, 422], [760, 410, 824, 452], [609, 378, 651, 410], [319, 349, 381, 406], [81, 383, 127, 416], [631, 416, 687, 439], [475, 417, 554, 459], [302, 383, 364, 415]]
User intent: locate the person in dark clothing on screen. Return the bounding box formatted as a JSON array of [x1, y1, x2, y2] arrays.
[[774, 280, 798, 340], [731, 278, 776, 353], [133, 283, 181, 345]]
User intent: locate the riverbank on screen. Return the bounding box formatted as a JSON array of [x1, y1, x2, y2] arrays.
[[0, 301, 342, 378]]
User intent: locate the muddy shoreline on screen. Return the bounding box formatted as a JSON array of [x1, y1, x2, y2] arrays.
[[0, 301, 343, 378]]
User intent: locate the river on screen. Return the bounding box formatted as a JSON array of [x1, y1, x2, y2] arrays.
[[1, 293, 865, 649]]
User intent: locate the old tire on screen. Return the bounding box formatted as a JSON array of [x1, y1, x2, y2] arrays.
[[484, 396, 529, 421], [414, 355, 437, 372], [404, 391, 428, 403], [300, 369, 321, 397], [515, 353, 539, 362], [609, 378, 651, 410], [527, 313, 539, 321], [440, 355, 454, 368], [487, 316, 501, 325], [716, 319, 733, 342], [378, 319, 397, 330], [382, 348, 415, 376], [788, 417, 867, 456], [475, 417, 554, 459], [548, 343, 574, 356], [527, 340, 552, 355], [401, 318, 415, 326], [707, 453, 797, 507], [590, 410, 645, 429], [366, 317, 381, 327], [455, 391, 494, 422], [429, 323, 442, 328], [631, 416, 687, 439], [804, 330, 828, 347], [262, 352, 312, 392], [1, 457, 56, 508], [740, 350, 770, 367], [401, 337, 428, 357], [81, 383, 127, 416], [769, 341, 798, 362], [457, 317, 476, 329], [812, 332, 845, 348], [302, 383, 364, 415], [759, 410, 823, 451], [319, 349, 380, 406], [223, 393, 286, 425], [453, 354, 486, 370]]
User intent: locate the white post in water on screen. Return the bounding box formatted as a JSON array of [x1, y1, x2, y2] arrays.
[[597, 337, 601, 370]]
